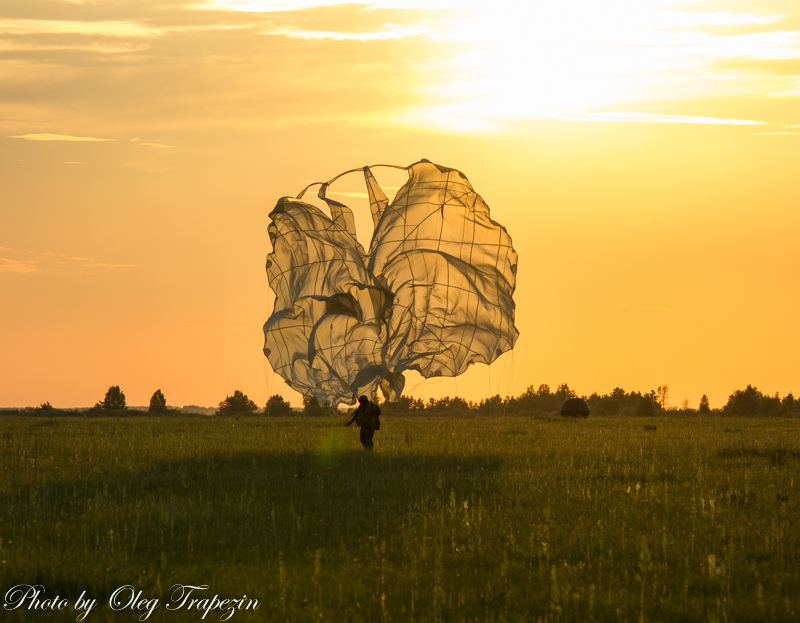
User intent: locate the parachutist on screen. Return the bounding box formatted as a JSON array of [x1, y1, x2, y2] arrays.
[[346, 395, 381, 451]]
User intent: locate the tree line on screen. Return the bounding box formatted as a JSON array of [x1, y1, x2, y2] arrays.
[[19, 382, 799, 417]]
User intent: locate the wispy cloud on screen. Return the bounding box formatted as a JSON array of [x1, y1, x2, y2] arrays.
[[0, 20, 157, 38], [129, 138, 173, 148], [195, 0, 459, 12], [10, 133, 115, 142], [0, 250, 135, 274], [267, 25, 430, 41], [767, 88, 800, 97], [0, 258, 40, 274], [756, 131, 799, 135], [0, 39, 149, 54], [545, 112, 765, 125], [329, 191, 369, 199]]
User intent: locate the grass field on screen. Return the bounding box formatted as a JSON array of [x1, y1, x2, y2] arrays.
[[1, 414, 798, 622]]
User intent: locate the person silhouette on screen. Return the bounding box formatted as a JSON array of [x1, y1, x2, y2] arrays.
[[346, 395, 381, 450]]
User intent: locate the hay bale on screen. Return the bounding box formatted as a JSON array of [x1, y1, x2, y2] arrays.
[[560, 398, 590, 418]]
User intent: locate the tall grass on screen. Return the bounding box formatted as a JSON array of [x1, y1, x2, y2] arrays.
[[1, 415, 798, 621]]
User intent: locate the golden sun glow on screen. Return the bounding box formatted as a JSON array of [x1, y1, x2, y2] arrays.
[[403, 1, 800, 128]]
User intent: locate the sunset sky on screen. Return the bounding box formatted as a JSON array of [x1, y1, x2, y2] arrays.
[[2, 0, 798, 410]]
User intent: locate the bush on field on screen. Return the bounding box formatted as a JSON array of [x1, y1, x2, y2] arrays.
[[101, 386, 127, 410], [265, 394, 294, 416], [217, 390, 258, 415], [149, 389, 168, 413]]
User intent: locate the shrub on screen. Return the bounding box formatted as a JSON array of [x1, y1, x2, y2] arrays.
[[217, 390, 258, 415], [265, 394, 294, 416], [149, 390, 168, 413], [102, 386, 126, 410], [636, 395, 657, 416], [596, 397, 620, 416], [302, 396, 323, 416]]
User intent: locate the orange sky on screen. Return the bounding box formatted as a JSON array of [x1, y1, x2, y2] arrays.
[[1, 0, 798, 409]]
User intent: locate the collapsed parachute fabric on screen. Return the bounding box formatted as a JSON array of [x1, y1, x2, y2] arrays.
[[263, 159, 518, 407]]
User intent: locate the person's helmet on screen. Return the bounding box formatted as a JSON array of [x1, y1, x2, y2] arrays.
[[358, 395, 368, 405]]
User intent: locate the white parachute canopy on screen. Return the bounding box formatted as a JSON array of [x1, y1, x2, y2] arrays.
[[263, 159, 518, 407]]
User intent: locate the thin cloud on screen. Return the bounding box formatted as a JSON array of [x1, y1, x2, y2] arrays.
[[767, 88, 800, 97], [10, 133, 115, 142], [196, 0, 454, 11], [0, 250, 137, 273], [0, 40, 149, 54], [266, 25, 430, 41], [329, 191, 369, 199], [0, 258, 40, 274], [0, 20, 157, 38], [756, 131, 798, 135], [547, 112, 765, 125]]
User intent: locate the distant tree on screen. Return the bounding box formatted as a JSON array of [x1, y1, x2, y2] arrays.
[[761, 392, 782, 415], [102, 386, 127, 410], [477, 394, 504, 415], [596, 397, 621, 416], [724, 385, 763, 416], [38, 402, 53, 410], [783, 393, 797, 413], [637, 393, 657, 416], [384, 395, 415, 413], [302, 396, 322, 416], [656, 385, 670, 410], [698, 394, 711, 414], [265, 394, 294, 416], [427, 396, 471, 413], [610, 387, 627, 403], [555, 383, 576, 402], [149, 389, 167, 413], [217, 390, 257, 415]]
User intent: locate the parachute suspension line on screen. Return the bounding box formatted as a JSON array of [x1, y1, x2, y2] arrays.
[[507, 350, 515, 400], [268, 357, 270, 407], [296, 181, 323, 200], [494, 352, 513, 416], [262, 292, 276, 408], [497, 351, 511, 398], [296, 164, 408, 200], [487, 363, 492, 416]]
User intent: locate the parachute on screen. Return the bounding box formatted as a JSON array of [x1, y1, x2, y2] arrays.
[[263, 159, 518, 407]]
